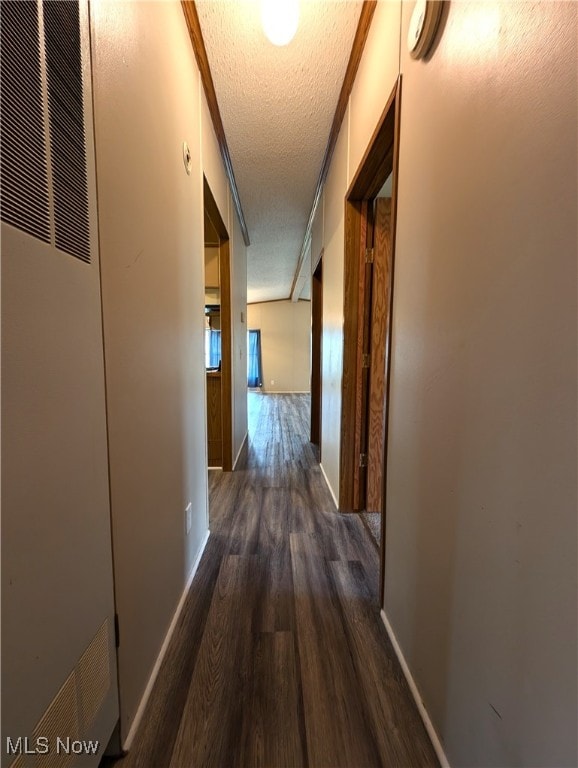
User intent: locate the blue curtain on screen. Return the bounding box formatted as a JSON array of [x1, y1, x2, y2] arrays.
[[209, 330, 221, 368], [247, 329, 262, 387]]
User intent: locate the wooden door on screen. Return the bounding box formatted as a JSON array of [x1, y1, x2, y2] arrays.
[[354, 201, 374, 510], [365, 198, 393, 512]]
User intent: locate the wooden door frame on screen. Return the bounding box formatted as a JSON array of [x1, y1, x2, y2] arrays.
[[310, 251, 323, 452], [204, 176, 233, 471], [339, 77, 401, 602]]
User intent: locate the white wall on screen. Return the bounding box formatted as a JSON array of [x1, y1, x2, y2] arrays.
[[247, 300, 311, 393], [318, 1, 577, 765], [91, 0, 210, 742]]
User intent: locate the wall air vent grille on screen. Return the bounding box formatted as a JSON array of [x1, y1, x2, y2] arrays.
[[43, 0, 91, 263], [78, 619, 111, 729], [0, 0, 51, 242], [32, 671, 80, 768]]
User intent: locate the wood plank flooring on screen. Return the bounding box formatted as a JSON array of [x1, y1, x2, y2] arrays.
[[107, 393, 438, 768]]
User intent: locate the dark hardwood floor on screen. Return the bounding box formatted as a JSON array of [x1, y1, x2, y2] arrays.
[[107, 393, 438, 768]]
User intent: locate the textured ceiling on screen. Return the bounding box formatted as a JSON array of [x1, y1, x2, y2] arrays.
[[196, 1, 362, 303]]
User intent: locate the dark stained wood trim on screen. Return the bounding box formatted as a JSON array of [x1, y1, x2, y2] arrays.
[[340, 78, 401, 604], [380, 77, 403, 606], [339, 199, 363, 511], [204, 177, 233, 472], [182, 1, 250, 247], [312, 246, 324, 274], [289, 1, 377, 299], [365, 198, 392, 514], [220, 237, 233, 471], [347, 80, 399, 200], [204, 177, 228, 240], [353, 200, 370, 509]]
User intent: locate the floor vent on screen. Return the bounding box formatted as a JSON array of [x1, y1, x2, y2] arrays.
[[78, 620, 111, 730], [32, 672, 80, 768]]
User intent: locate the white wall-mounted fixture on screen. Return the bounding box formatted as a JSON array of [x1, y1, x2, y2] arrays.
[[182, 141, 192, 174], [408, 0, 443, 59], [261, 0, 299, 47]]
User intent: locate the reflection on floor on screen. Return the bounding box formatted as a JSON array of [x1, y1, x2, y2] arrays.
[[360, 510, 381, 547]]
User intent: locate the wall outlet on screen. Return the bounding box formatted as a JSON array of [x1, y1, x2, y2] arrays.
[[185, 502, 192, 534], [270, 379, 275, 386]]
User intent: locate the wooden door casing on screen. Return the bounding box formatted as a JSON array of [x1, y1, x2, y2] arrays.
[[353, 200, 373, 508], [365, 198, 393, 512], [339, 77, 401, 604]]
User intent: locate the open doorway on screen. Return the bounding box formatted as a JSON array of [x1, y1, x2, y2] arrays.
[[339, 78, 401, 604], [203, 177, 233, 471], [310, 251, 323, 456]]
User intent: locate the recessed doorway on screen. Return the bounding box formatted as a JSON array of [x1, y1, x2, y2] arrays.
[[203, 177, 233, 471], [340, 78, 401, 603], [310, 251, 323, 457]]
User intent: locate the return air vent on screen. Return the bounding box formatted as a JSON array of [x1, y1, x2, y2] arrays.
[[32, 672, 80, 768], [0, 0, 91, 263], [44, 0, 91, 263], [0, 1, 51, 243], [78, 619, 111, 730]]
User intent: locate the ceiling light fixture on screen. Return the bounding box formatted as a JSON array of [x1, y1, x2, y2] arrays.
[[261, 0, 299, 46]]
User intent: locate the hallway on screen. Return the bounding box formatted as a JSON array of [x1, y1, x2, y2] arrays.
[[111, 393, 438, 767]]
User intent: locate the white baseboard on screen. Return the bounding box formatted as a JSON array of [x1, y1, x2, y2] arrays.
[[123, 529, 210, 750], [319, 462, 339, 510], [233, 431, 248, 470], [380, 609, 450, 768]]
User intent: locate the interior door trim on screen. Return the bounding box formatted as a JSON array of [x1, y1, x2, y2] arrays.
[[339, 76, 402, 605]]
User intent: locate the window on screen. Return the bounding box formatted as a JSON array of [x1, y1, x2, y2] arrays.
[[205, 329, 221, 369], [247, 330, 262, 387]]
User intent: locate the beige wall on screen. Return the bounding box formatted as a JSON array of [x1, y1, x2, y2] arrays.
[[1, 2, 119, 762], [318, 1, 577, 765], [311, 190, 324, 269], [201, 88, 229, 228], [247, 300, 311, 393], [319, 106, 349, 498], [348, 0, 401, 180], [90, 0, 236, 743]]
